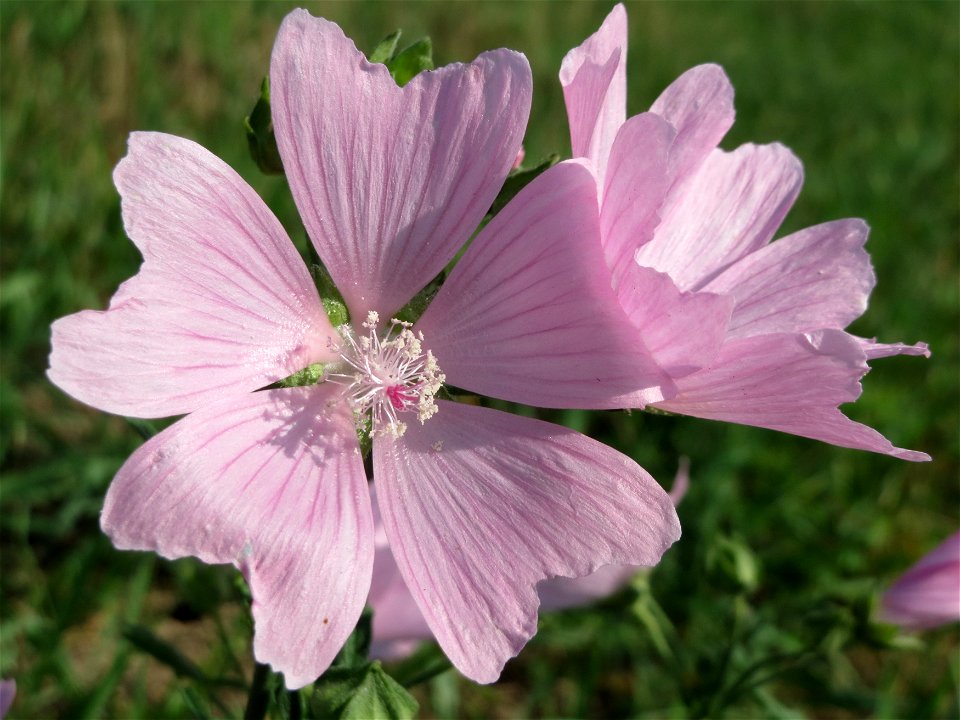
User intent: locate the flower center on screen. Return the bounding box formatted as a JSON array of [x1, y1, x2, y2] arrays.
[[327, 311, 444, 437]]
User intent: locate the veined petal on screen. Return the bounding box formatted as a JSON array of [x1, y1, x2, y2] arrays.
[[537, 564, 639, 611], [703, 219, 876, 339], [368, 488, 433, 661], [880, 532, 960, 630], [856, 337, 931, 360], [417, 161, 674, 409], [649, 64, 735, 187], [101, 385, 373, 688], [48, 132, 335, 418], [374, 400, 680, 683], [618, 264, 733, 379], [559, 3, 627, 175], [655, 330, 931, 461], [271, 10, 531, 321], [601, 112, 674, 289], [636, 143, 804, 291]]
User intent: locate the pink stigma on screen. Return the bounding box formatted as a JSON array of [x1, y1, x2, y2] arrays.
[[386, 384, 416, 411], [327, 311, 445, 437]]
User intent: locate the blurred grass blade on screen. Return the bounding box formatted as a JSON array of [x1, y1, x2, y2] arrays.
[[389, 642, 452, 688], [122, 623, 208, 683]]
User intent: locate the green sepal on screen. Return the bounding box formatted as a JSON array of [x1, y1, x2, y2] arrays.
[[278, 363, 326, 388], [310, 661, 419, 720], [369, 30, 402, 65], [312, 263, 350, 327], [323, 298, 350, 329], [387, 38, 434, 87], [394, 272, 443, 325], [244, 77, 284, 175], [126, 417, 160, 440], [487, 153, 559, 218]]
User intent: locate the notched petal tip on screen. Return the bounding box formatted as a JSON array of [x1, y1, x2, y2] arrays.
[[559, 2, 627, 84], [101, 388, 374, 687], [271, 7, 532, 322], [375, 401, 681, 683]]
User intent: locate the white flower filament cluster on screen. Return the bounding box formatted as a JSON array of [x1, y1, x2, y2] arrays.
[[328, 311, 444, 437]]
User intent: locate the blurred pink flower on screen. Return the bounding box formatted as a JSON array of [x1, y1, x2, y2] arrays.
[[561, 4, 930, 461], [0, 680, 15, 720], [370, 460, 690, 661], [880, 532, 960, 630], [48, 10, 680, 687]]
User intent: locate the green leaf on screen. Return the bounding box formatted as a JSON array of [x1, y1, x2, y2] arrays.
[[387, 39, 433, 87], [311, 662, 419, 720], [369, 30, 402, 65], [244, 77, 284, 175], [487, 153, 559, 218], [333, 608, 373, 669], [122, 623, 208, 683], [389, 642, 452, 689], [180, 686, 212, 720]]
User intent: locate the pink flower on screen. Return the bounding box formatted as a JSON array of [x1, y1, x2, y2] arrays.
[[370, 460, 690, 661], [48, 10, 680, 687], [560, 4, 930, 461], [880, 532, 960, 630], [0, 680, 15, 720]]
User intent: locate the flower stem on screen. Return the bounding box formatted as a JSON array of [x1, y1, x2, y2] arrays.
[[244, 662, 271, 720]]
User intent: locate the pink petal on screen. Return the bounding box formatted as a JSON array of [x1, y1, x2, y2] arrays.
[[368, 488, 433, 660], [101, 385, 374, 689], [635, 143, 804, 291], [649, 64, 736, 187], [48, 133, 335, 418], [703, 219, 876, 339], [417, 161, 673, 409], [537, 565, 640, 611], [654, 330, 931, 461], [0, 680, 14, 720], [374, 399, 680, 683], [367, 459, 690, 661], [600, 112, 674, 290], [559, 3, 627, 176], [880, 532, 960, 630], [856, 337, 931, 360], [617, 263, 733, 379], [538, 457, 689, 609], [271, 10, 531, 321]]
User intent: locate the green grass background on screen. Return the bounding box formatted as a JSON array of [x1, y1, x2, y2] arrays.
[[1, 1, 957, 718]]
